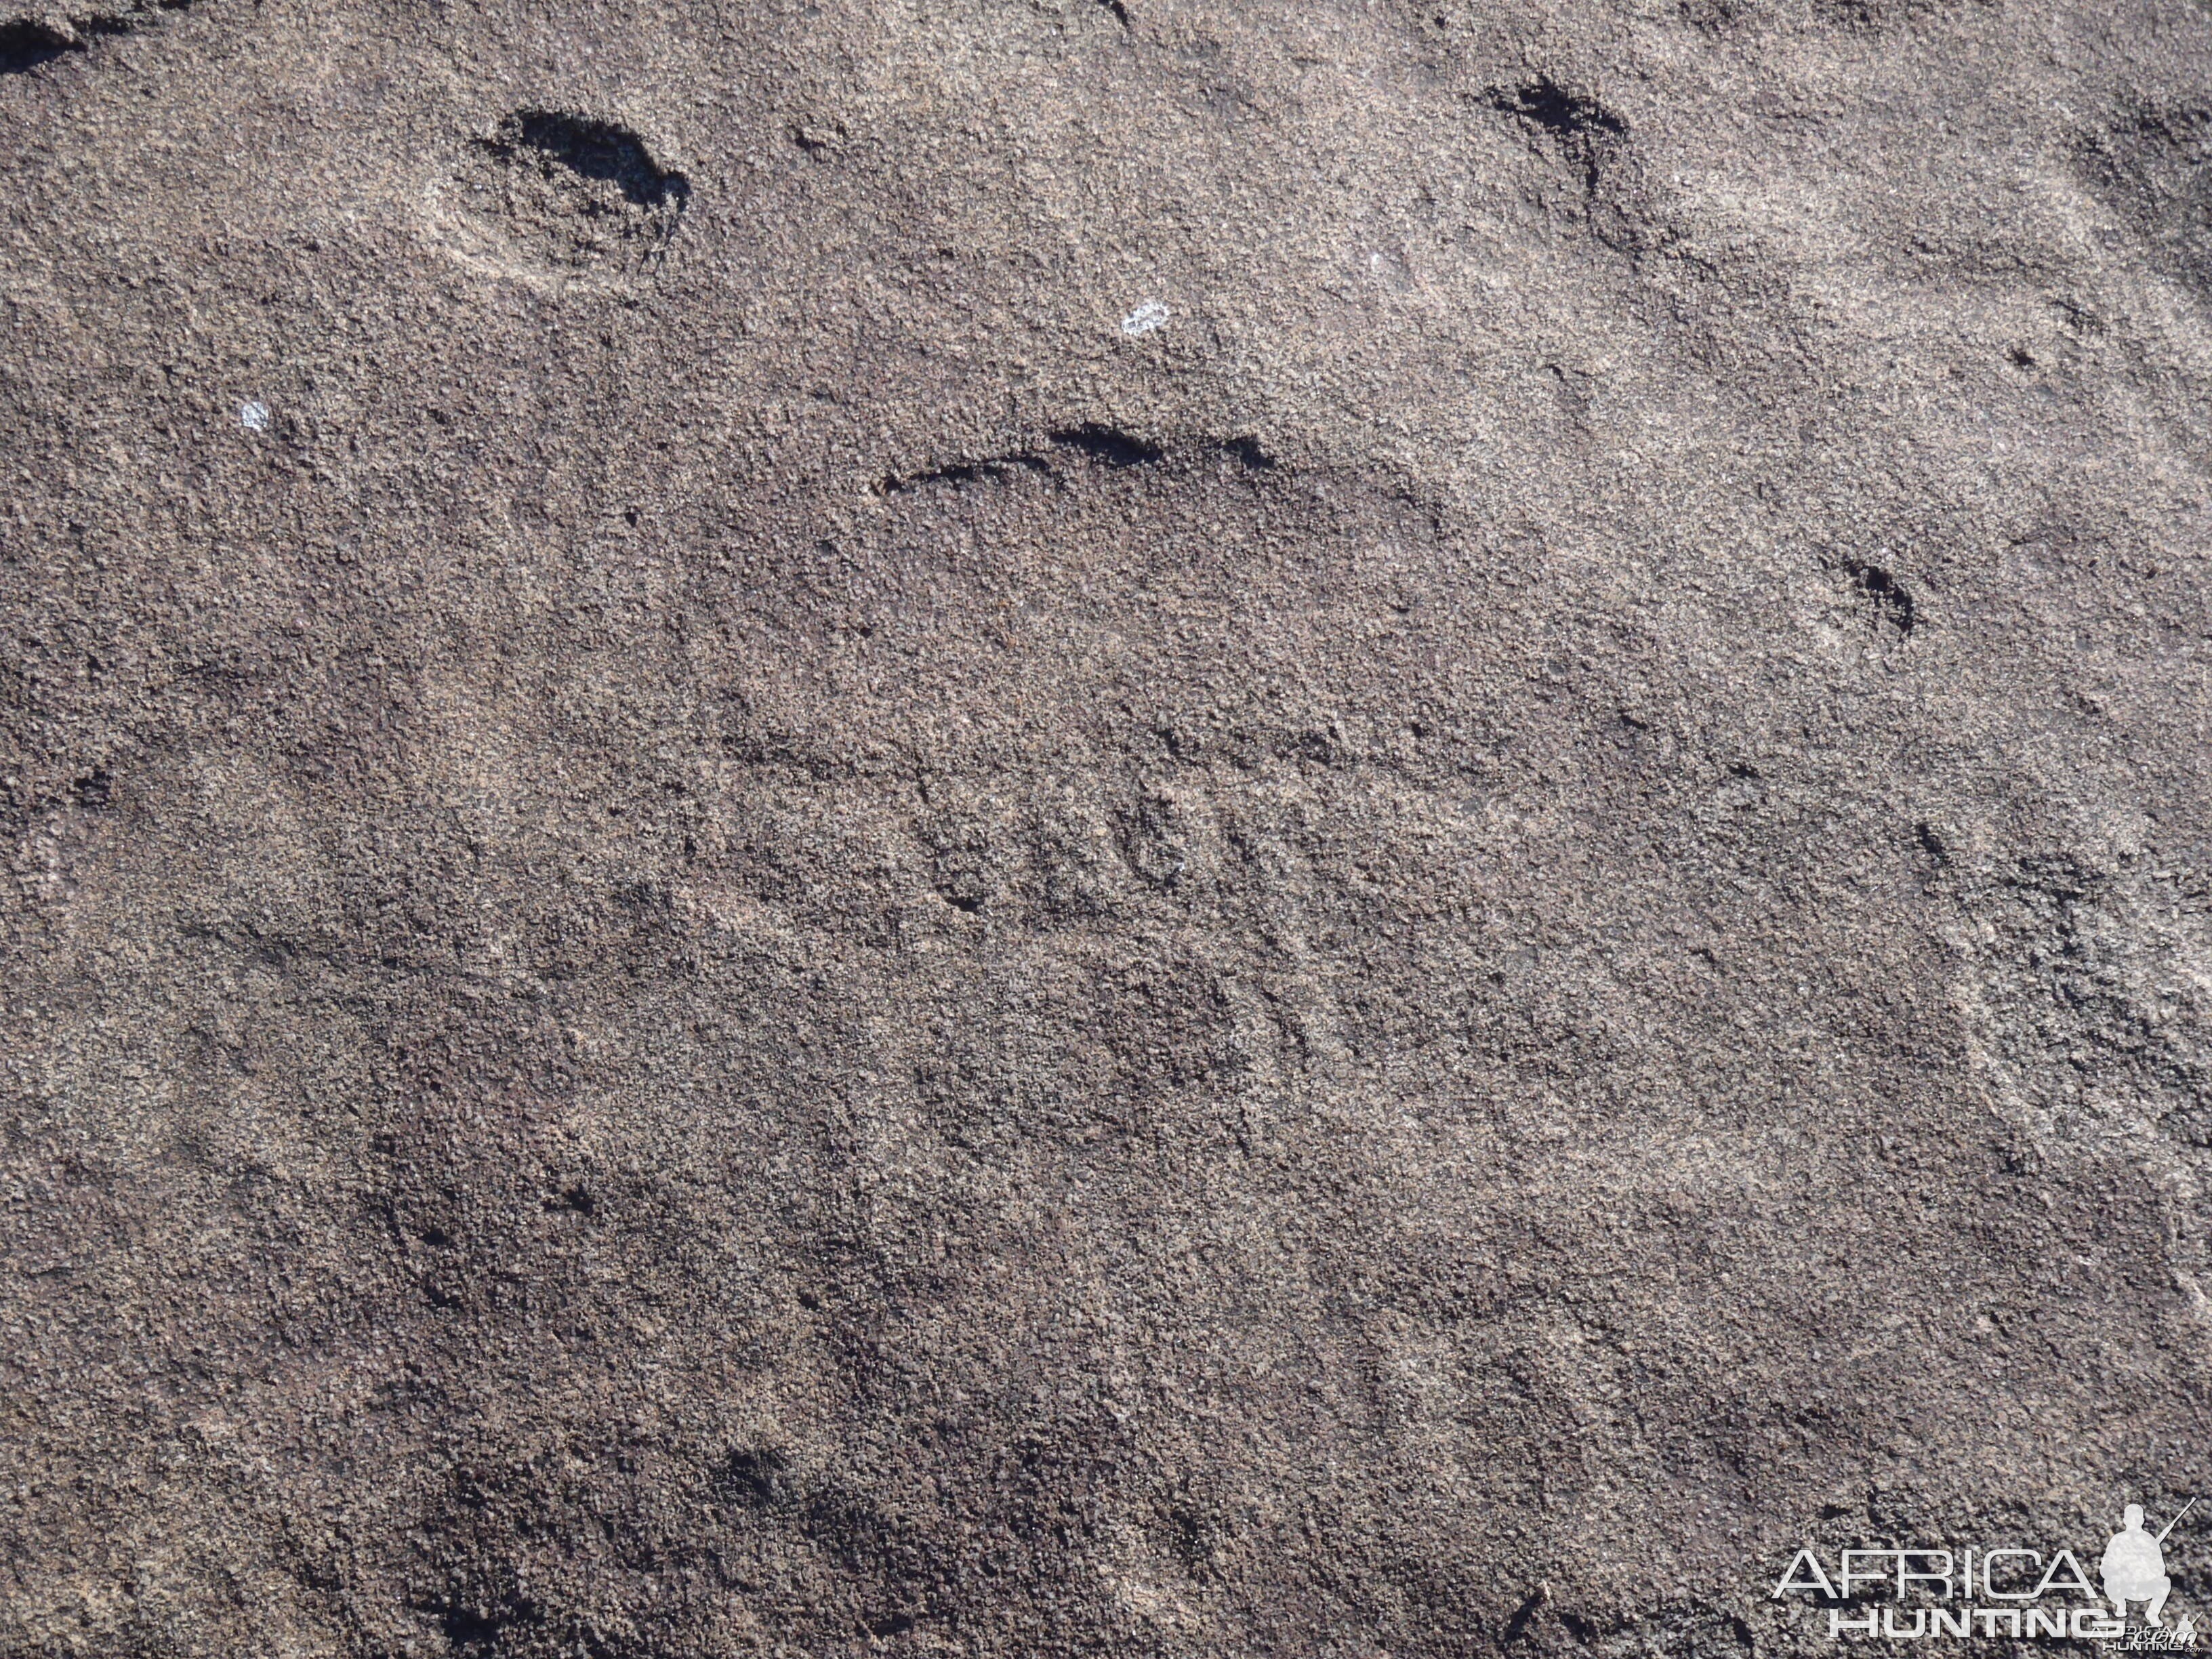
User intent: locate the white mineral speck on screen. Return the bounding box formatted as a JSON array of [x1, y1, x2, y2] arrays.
[[1119, 302, 1170, 338]]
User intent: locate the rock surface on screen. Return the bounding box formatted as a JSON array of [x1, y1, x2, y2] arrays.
[[5, 1, 2212, 1654]]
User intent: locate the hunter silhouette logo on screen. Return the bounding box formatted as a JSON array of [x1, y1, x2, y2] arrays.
[[2104, 1500, 2192, 1628], [1772, 1499, 2198, 1644]]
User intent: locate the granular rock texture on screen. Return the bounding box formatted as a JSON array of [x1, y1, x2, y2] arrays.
[[445, 110, 691, 288], [5, 1, 2212, 1655]]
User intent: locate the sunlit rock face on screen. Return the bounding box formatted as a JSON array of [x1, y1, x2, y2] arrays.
[[4, 1, 2212, 1654]]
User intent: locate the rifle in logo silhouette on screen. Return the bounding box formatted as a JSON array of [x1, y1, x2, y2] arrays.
[[2104, 1498, 2198, 1628]]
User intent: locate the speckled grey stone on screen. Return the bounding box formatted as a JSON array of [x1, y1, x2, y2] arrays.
[[4, 1, 2212, 1655]]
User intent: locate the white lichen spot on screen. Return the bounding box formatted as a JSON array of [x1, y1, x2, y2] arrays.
[[239, 401, 270, 432], [1119, 301, 1170, 338]]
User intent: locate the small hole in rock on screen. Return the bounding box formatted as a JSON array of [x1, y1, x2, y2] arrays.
[[714, 1446, 792, 1506], [484, 109, 688, 211], [1846, 561, 1916, 636]]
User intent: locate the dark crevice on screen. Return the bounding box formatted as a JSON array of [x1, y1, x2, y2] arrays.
[[1820, 0, 1983, 26], [713, 1446, 793, 1507], [0, 0, 195, 75], [476, 109, 689, 213], [1490, 76, 1626, 142], [0, 20, 77, 73], [424, 1590, 545, 1659], [455, 106, 689, 275], [876, 455, 1052, 495], [1047, 424, 1165, 466], [1096, 0, 1131, 25], [439, 1605, 504, 1652], [787, 119, 847, 154], [879, 427, 1277, 495], [1504, 1586, 1549, 1643], [1845, 560, 1916, 636], [1487, 76, 1628, 193]]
